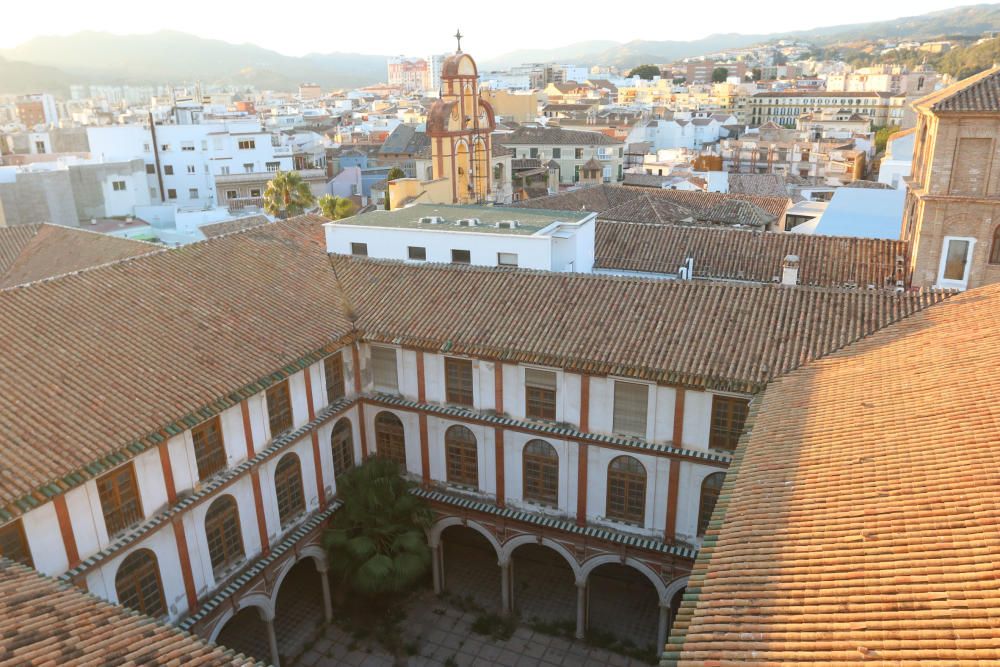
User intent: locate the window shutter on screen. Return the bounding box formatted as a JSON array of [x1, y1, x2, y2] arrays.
[[613, 381, 648, 436], [525, 369, 557, 390], [371, 347, 398, 391]]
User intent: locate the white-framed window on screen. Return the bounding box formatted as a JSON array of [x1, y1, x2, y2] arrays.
[[111, 180, 126, 191], [937, 236, 977, 290], [189, 188, 199, 199], [220, 166, 230, 176], [612, 380, 649, 437], [238, 139, 256, 150], [266, 161, 280, 172], [186, 165, 196, 174], [370, 346, 399, 392], [497, 252, 518, 267]]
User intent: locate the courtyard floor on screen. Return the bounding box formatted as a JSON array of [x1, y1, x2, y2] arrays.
[[290, 589, 657, 667]]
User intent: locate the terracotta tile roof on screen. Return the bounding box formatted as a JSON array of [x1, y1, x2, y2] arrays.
[[0, 224, 156, 289], [199, 215, 271, 239], [515, 184, 790, 220], [916, 65, 1000, 113], [0, 216, 352, 517], [595, 222, 910, 287], [726, 173, 789, 198], [600, 196, 696, 225], [0, 558, 256, 665], [666, 281, 1000, 666], [332, 255, 946, 396]]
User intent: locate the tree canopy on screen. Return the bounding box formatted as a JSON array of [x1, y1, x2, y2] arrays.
[[318, 194, 357, 220], [712, 67, 729, 83], [263, 170, 315, 219], [628, 64, 661, 80]]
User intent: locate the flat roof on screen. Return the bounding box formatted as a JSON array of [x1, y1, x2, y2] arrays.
[[331, 204, 592, 235]]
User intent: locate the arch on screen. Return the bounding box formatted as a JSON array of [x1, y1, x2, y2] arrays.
[[330, 417, 355, 478], [269, 545, 329, 607], [374, 411, 406, 467], [522, 439, 559, 506], [501, 534, 581, 579], [204, 494, 245, 576], [664, 574, 689, 604], [698, 472, 726, 537], [114, 548, 166, 617], [990, 224, 1000, 265], [208, 595, 274, 642], [606, 455, 647, 525], [210, 602, 273, 662], [428, 516, 501, 556], [580, 554, 670, 603], [274, 453, 305, 529], [445, 424, 478, 488]]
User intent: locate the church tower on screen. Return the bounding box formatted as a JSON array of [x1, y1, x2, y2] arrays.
[[425, 31, 497, 204]]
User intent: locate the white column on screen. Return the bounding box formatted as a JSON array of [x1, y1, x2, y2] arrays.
[[316, 562, 333, 624], [431, 543, 442, 594], [261, 609, 280, 667], [500, 558, 511, 615], [575, 580, 587, 640], [657, 603, 670, 656]]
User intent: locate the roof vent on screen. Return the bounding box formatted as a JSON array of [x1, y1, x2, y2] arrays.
[[781, 254, 800, 286], [418, 216, 444, 224], [495, 220, 520, 229], [456, 217, 480, 227]]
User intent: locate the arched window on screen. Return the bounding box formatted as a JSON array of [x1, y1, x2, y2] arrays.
[[274, 454, 305, 529], [445, 425, 478, 488], [331, 418, 355, 478], [698, 472, 726, 537], [115, 549, 166, 617], [990, 226, 1000, 265], [522, 439, 559, 506], [606, 456, 646, 525], [204, 495, 244, 575], [374, 412, 406, 468]]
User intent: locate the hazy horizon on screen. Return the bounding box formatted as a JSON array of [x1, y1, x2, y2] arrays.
[[1, 0, 982, 59]]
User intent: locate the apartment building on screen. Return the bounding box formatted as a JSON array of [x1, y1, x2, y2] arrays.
[[717, 137, 866, 185], [749, 91, 905, 127], [499, 127, 625, 185]]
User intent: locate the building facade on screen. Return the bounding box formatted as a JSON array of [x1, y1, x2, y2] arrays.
[[749, 91, 905, 128]]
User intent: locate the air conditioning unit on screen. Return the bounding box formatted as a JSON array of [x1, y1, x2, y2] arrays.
[[456, 218, 480, 227], [495, 220, 520, 229], [418, 216, 445, 224]]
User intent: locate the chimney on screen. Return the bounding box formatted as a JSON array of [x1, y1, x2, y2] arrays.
[[781, 254, 800, 286]]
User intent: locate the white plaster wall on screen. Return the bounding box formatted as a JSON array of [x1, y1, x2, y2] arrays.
[[97, 529, 188, 620], [20, 502, 67, 576], [682, 391, 713, 450], [287, 370, 310, 431], [67, 482, 106, 557], [133, 449, 169, 519], [317, 406, 362, 499], [653, 386, 678, 444], [674, 461, 726, 543], [423, 352, 445, 403], [398, 348, 421, 400], [246, 392, 270, 455], [258, 437, 321, 540]]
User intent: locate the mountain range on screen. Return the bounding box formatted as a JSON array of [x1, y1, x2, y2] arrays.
[[2, 4, 1000, 94]]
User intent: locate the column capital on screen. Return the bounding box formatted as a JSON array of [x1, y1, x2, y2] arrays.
[[498, 557, 511, 568]]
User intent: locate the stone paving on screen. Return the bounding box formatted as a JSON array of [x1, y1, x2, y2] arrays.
[[291, 590, 656, 667]]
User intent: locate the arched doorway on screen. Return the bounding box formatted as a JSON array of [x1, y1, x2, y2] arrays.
[[214, 606, 272, 663], [439, 524, 501, 611], [455, 142, 471, 202], [586, 562, 660, 653], [273, 558, 325, 662], [510, 542, 577, 626]]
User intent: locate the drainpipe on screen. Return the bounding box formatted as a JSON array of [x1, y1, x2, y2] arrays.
[[148, 111, 165, 203]]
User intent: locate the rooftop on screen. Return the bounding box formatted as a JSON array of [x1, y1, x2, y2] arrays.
[[666, 280, 1000, 665], [498, 126, 623, 146], [332, 204, 591, 235]]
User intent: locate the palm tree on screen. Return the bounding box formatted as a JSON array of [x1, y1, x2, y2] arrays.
[[318, 194, 357, 220], [323, 458, 432, 598], [263, 170, 316, 219]]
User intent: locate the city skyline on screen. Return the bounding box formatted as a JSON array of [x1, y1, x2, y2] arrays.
[[1, 0, 980, 59]]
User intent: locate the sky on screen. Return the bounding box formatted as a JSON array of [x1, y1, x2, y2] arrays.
[[0, 0, 979, 58]]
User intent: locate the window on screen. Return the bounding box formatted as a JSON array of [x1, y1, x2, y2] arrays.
[[161, 144, 170, 152], [445, 425, 479, 487], [0, 520, 33, 567], [167, 188, 177, 199], [445, 358, 474, 406], [164, 165, 174, 175], [451, 249, 471, 264], [575, 148, 583, 159], [266, 380, 293, 438], [941, 237, 974, 284], [115, 549, 165, 617], [225, 189, 238, 199], [350, 242, 368, 256], [530, 148, 538, 158], [204, 496, 244, 574], [525, 368, 557, 420], [238, 139, 256, 150], [145, 163, 155, 174], [192, 416, 227, 481], [497, 252, 518, 267], [522, 439, 558, 506], [698, 472, 725, 537], [250, 188, 261, 197], [220, 166, 230, 176], [612, 381, 648, 437], [991, 227, 1000, 265], [266, 161, 280, 172], [143, 143, 151, 153], [606, 456, 646, 525], [374, 411, 406, 467], [112, 180, 126, 191], [331, 418, 355, 478], [97, 464, 143, 536], [244, 164, 255, 174], [325, 353, 345, 403], [552, 147, 561, 159], [709, 396, 750, 451], [189, 188, 199, 199], [274, 454, 305, 528], [181, 141, 195, 151], [408, 246, 427, 261], [371, 346, 398, 392]]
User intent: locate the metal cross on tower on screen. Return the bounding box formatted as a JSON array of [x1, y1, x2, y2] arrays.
[[455, 29, 463, 53]]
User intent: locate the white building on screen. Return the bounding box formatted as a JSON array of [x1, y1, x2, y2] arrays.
[[87, 121, 293, 210], [878, 127, 915, 189], [325, 204, 596, 272], [627, 113, 737, 151]]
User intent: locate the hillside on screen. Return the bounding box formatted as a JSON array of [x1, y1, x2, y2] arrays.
[[0, 57, 72, 94]]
